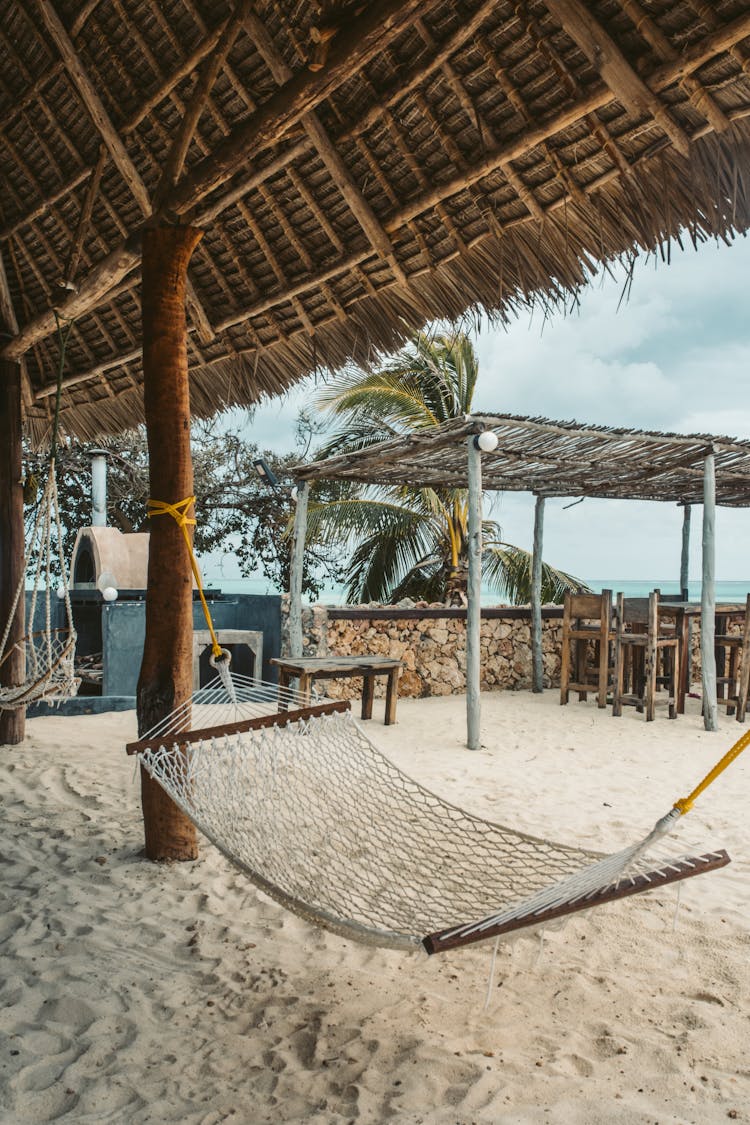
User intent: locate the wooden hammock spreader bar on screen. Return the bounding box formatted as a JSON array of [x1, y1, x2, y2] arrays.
[[125, 699, 350, 755], [422, 849, 730, 955]]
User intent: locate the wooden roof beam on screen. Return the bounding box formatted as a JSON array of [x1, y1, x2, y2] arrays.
[[544, 0, 691, 157], [154, 0, 253, 209], [122, 21, 227, 135], [70, 0, 105, 37], [63, 145, 107, 288], [167, 0, 430, 215], [6, 6, 750, 364], [39, 2, 217, 346], [617, 0, 730, 133], [36, 0, 152, 215], [242, 13, 408, 285]]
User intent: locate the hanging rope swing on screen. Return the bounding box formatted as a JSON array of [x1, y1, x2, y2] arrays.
[[0, 315, 79, 710]]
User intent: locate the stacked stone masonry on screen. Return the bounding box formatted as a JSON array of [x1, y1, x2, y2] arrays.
[[280, 597, 718, 700]]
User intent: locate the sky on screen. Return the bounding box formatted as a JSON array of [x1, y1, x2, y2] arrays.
[[225, 233, 750, 586]]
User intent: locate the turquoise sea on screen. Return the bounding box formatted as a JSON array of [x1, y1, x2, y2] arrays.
[[217, 576, 750, 605]]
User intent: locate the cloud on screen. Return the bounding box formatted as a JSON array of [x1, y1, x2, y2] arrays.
[[243, 236, 750, 583]]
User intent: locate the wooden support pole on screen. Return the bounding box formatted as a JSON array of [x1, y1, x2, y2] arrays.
[[701, 453, 718, 732], [0, 355, 25, 745], [531, 494, 545, 693], [137, 225, 203, 860], [288, 481, 308, 659], [680, 504, 691, 600], [466, 436, 483, 750]]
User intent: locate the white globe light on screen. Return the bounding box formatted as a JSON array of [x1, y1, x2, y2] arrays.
[[102, 586, 118, 602], [476, 430, 499, 452], [56, 585, 67, 600]]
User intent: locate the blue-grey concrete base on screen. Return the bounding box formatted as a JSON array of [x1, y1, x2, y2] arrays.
[[27, 696, 136, 717]]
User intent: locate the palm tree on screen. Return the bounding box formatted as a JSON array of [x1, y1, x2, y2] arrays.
[[307, 331, 586, 605]]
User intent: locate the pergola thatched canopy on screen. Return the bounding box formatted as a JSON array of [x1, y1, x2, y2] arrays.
[[295, 413, 750, 506], [2, 1, 750, 445]]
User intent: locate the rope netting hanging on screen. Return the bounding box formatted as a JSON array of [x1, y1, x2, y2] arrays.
[[0, 314, 78, 711], [128, 654, 742, 953]]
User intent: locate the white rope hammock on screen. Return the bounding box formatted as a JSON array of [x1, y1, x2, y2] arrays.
[[0, 468, 78, 710], [129, 665, 729, 953]]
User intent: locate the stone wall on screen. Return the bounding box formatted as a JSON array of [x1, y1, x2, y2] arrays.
[[280, 597, 564, 697], [280, 597, 737, 700]]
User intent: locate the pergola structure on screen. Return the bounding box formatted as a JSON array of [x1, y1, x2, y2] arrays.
[[293, 414, 750, 742], [3, 1, 750, 857]]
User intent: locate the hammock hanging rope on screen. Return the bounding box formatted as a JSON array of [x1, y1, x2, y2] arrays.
[[0, 315, 78, 710], [128, 496, 741, 953]]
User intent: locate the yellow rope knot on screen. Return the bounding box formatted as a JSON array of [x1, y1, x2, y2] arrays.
[[147, 494, 223, 659], [147, 496, 197, 530]]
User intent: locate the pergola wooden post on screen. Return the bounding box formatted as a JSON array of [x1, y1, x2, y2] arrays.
[[466, 435, 483, 750], [0, 355, 25, 746], [137, 225, 203, 860], [288, 480, 309, 658], [680, 504, 691, 599], [701, 451, 718, 732], [530, 494, 545, 693]]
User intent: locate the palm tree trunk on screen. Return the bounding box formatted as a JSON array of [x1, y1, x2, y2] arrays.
[[137, 225, 203, 861]]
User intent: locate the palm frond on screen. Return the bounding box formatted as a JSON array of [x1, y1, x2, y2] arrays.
[[483, 543, 590, 605]]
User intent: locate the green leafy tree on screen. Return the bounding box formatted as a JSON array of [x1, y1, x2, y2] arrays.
[[22, 414, 344, 597], [306, 331, 587, 604]]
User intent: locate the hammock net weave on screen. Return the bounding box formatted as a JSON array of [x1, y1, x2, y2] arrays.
[[133, 671, 723, 951], [0, 469, 78, 710]]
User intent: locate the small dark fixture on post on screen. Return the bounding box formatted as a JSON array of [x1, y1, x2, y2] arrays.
[[253, 457, 279, 489]]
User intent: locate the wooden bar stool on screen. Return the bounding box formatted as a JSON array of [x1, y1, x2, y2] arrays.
[[714, 593, 750, 721], [612, 591, 679, 721], [559, 590, 614, 709]]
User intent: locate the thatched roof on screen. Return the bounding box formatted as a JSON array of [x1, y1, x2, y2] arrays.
[[2, 1, 750, 446], [295, 413, 750, 506]]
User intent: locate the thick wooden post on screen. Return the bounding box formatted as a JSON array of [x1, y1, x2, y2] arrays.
[[137, 226, 203, 860], [701, 452, 718, 732], [531, 494, 545, 693], [0, 357, 25, 745], [288, 480, 308, 658], [680, 504, 691, 600], [466, 436, 483, 750]]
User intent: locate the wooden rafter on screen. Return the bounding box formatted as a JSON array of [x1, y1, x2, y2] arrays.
[[154, 0, 254, 209], [616, 0, 729, 133], [9, 4, 750, 373], [0, 0, 746, 396], [63, 145, 107, 287], [36, 0, 152, 214], [247, 13, 407, 285], [35, 1, 216, 345], [544, 0, 691, 156], [168, 0, 432, 214]]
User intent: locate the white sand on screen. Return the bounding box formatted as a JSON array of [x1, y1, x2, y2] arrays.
[[1, 692, 749, 1124]]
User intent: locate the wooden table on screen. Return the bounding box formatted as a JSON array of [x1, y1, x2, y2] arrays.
[[621, 600, 746, 714], [271, 655, 403, 724]]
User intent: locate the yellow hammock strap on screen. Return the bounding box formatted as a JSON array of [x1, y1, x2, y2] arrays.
[[147, 495, 223, 659], [674, 726, 750, 816]]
